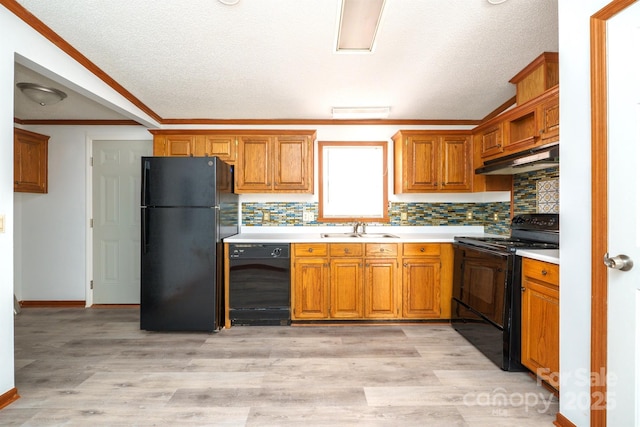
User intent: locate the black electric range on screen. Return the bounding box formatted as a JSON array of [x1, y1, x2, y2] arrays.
[[451, 213, 559, 371]]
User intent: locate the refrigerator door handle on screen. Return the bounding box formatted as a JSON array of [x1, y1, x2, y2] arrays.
[[142, 207, 149, 253], [142, 159, 150, 206]]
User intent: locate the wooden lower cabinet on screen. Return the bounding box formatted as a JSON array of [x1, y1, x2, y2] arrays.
[[364, 258, 398, 318], [291, 242, 450, 321], [330, 257, 364, 318], [401, 243, 452, 319], [292, 244, 329, 320], [521, 258, 560, 389]]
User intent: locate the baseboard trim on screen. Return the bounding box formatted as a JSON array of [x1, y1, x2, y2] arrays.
[[0, 387, 20, 410], [91, 304, 140, 308], [554, 412, 576, 427], [19, 300, 85, 308]]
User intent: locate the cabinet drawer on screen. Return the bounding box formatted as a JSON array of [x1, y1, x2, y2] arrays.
[[365, 243, 398, 257], [330, 243, 363, 257], [523, 258, 559, 286], [402, 243, 440, 257], [294, 243, 328, 257]]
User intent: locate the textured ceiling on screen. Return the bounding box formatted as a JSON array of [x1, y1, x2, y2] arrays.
[[12, 0, 559, 123]]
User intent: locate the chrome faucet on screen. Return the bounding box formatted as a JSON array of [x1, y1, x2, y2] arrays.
[[353, 222, 367, 234]]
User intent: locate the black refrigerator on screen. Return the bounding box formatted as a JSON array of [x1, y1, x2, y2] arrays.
[[140, 156, 238, 332]]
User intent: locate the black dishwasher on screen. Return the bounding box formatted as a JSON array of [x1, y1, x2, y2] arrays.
[[228, 244, 291, 326]]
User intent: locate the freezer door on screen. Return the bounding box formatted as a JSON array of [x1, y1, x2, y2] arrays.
[[141, 157, 223, 207], [140, 206, 222, 331]]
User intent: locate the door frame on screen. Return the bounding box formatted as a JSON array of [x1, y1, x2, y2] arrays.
[[590, 0, 638, 425]]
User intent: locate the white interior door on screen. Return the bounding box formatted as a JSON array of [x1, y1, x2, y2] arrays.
[[606, 3, 640, 424], [92, 140, 152, 304]]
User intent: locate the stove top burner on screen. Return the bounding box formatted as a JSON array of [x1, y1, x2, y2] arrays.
[[454, 236, 559, 252], [455, 213, 559, 252]]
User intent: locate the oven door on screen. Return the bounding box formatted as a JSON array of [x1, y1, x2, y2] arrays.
[[451, 243, 524, 371], [452, 244, 509, 327]]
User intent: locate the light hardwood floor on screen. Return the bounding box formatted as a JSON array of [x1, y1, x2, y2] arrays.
[[2, 308, 558, 426]]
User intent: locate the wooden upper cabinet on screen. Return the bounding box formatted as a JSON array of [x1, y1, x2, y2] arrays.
[[14, 128, 49, 193], [440, 135, 472, 190], [538, 94, 559, 143], [477, 124, 504, 158], [151, 132, 236, 162], [154, 134, 194, 157], [393, 130, 472, 193], [195, 135, 237, 160], [235, 135, 272, 191], [509, 52, 559, 105], [236, 132, 315, 193], [150, 130, 315, 193], [273, 135, 313, 191]]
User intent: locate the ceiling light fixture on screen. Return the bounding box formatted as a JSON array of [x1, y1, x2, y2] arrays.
[[332, 106, 390, 120], [16, 82, 67, 106], [218, 0, 240, 5], [336, 0, 386, 52]]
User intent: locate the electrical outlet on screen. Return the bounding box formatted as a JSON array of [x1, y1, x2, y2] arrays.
[[0, 214, 4, 233], [303, 211, 314, 222], [400, 212, 408, 221], [493, 213, 499, 221], [262, 211, 270, 222], [466, 210, 473, 220]]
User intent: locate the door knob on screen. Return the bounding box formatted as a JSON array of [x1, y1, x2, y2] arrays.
[[603, 253, 634, 271]]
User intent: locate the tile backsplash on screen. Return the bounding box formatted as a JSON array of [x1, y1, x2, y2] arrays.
[[513, 166, 559, 214], [242, 201, 511, 235]]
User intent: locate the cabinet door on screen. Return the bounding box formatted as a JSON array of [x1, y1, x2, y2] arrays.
[[521, 259, 559, 389], [193, 135, 237, 162], [539, 96, 559, 143], [236, 135, 272, 192], [402, 258, 441, 318], [330, 258, 363, 318], [165, 135, 194, 156], [293, 259, 329, 319], [406, 135, 438, 191], [478, 125, 504, 158], [364, 258, 398, 318], [274, 136, 312, 192], [440, 135, 471, 191], [14, 128, 48, 193]]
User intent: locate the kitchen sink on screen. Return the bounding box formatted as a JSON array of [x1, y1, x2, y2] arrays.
[[320, 232, 399, 239], [356, 233, 399, 238]]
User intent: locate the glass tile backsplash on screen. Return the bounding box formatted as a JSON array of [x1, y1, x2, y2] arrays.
[[242, 201, 511, 235]]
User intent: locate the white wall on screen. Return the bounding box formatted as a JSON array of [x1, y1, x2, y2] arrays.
[[13, 125, 152, 302], [558, 0, 610, 425], [0, 13, 16, 401]]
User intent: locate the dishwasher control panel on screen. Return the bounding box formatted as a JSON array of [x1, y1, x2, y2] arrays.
[[229, 244, 290, 259]]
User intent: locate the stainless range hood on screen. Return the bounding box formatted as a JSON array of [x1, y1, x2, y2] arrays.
[[475, 142, 559, 175]]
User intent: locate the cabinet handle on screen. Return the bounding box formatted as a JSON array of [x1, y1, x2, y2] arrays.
[[497, 144, 502, 148], [403, 263, 408, 267], [541, 270, 548, 276], [308, 248, 313, 253], [521, 287, 526, 292], [344, 249, 350, 254]]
